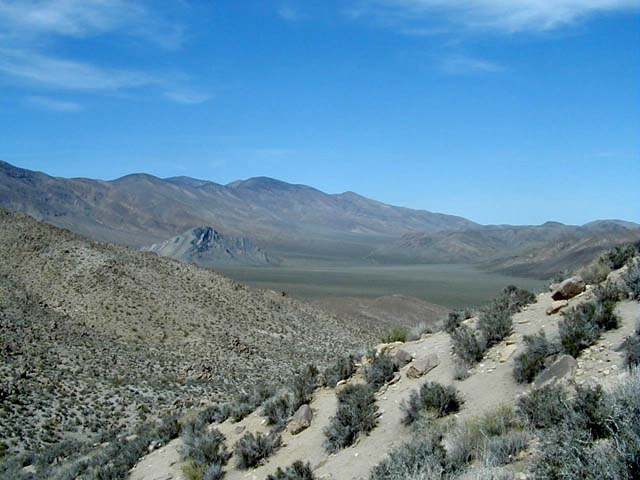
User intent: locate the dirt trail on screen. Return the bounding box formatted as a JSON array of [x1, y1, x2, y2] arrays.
[[129, 290, 639, 480]]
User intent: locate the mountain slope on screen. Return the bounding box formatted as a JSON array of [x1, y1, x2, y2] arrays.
[[0, 161, 478, 261], [369, 222, 639, 277], [0, 209, 375, 454], [143, 226, 275, 266]]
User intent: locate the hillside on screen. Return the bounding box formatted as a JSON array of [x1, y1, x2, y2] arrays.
[[369, 222, 639, 278], [143, 226, 275, 266], [0, 161, 477, 261], [0, 209, 379, 455]]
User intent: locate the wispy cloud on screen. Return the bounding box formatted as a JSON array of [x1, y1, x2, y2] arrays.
[[352, 0, 640, 33], [440, 54, 505, 74], [0, 49, 156, 90], [164, 90, 212, 105], [26, 95, 82, 112], [277, 6, 304, 22], [0, 0, 201, 104]]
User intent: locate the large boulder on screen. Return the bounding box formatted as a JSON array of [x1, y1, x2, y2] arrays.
[[287, 404, 313, 435], [551, 276, 586, 301], [391, 349, 413, 369], [533, 355, 577, 388], [406, 354, 439, 379]]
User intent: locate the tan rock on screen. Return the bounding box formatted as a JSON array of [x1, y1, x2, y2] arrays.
[[406, 354, 439, 379], [546, 300, 569, 315], [287, 404, 313, 435], [499, 344, 518, 363]]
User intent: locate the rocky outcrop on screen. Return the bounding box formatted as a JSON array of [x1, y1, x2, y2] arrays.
[[551, 277, 586, 301], [288, 404, 313, 435], [546, 300, 569, 315], [406, 354, 439, 379], [533, 355, 577, 388]]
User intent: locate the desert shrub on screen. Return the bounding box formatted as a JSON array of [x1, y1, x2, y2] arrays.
[[578, 258, 612, 285], [234, 432, 281, 470], [448, 405, 523, 468], [622, 258, 639, 300], [622, 325, 640, 369], [450, 325, 486, 366], [516, 384, 570, 429], [290, 364, 319, 411], [452, 362, 471, 381], [513, 330, 558, 383], [603, 243, 638, 270], [477, 305, 513, 347], [364, 353, 397, 390], [380, 326, 409, 343], [262, 392, 293, 426], [484, 431, 529, 466], [266, 461, 316, 480], [558, 303, 601, 357], [593, 282, 623, 302], [324, 384, 378, 452], [444, 310, 466, 334], [559, 300, 619, 357], [572, 384, 613, 440], [323, 354, 356, 387], [497, 285, 537, 313], [369, 432, 456, 480], [181, 428, 230, 471], [532, 374, 640, 479], [202, 463, 224, 480], [401, 382, 462, 425]]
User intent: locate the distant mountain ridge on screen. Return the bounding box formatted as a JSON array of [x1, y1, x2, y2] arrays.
[[0, 160, 478, 261], [143, 226, 275, 266]]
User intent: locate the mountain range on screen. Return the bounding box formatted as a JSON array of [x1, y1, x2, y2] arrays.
[[0, 160, 637, 278]]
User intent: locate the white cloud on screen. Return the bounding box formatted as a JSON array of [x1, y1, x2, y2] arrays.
[[357, 0, 640, 32], [440, 54, 504, 74], [0, 49, 157, 90], [26, 95, 82, 112], [278, 6, 303, 21], [164, 90, 212, 105]]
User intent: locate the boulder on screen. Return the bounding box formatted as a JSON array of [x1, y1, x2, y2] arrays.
[[546, 300, 569, 315], [534, 355, 577, 389], [551, 276, 586, 301], [287, 404, 313, 435], [406, 354, 439, 379], [391, 349, 413, 369]]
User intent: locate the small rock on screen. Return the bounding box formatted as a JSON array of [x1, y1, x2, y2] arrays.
[[288, 404, 314, 435], [391, 349, 413, 369], [388, 372, 401, 385], [534, 355, 577, 389]]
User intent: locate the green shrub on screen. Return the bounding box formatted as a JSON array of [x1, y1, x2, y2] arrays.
[[180, 428, 230, 471], [234, 432, 281, 470], [516, 384, 569, 429], [369, 432, 456, 480], [262, 393, 293, 426], [532, 373, 640, 479], [290, 364, 319, 411], [622, 258, 639, 300], [324, 384, 378, 452], [401, 382, 462, 425], [323, 355, 356, 387], [559, 303, 602, 357], [578, 259, 612, 285], [450, 325, 486, 366], [622, 325, 640, 369], [513, 330, 557, 384], [266, 461, 316, 480], [604, 243, 638, 270], [477, 304, 513, 347], [380, 326, 409, 343], [364, 353, 397, 390]]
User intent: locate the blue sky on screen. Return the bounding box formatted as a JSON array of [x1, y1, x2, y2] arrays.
[[1, 1, 639, 225]]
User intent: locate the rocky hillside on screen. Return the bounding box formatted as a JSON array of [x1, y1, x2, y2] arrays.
[[0, 209, 378, 456], [370, 222, 639, 278], [143, 226, 275, 266]]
